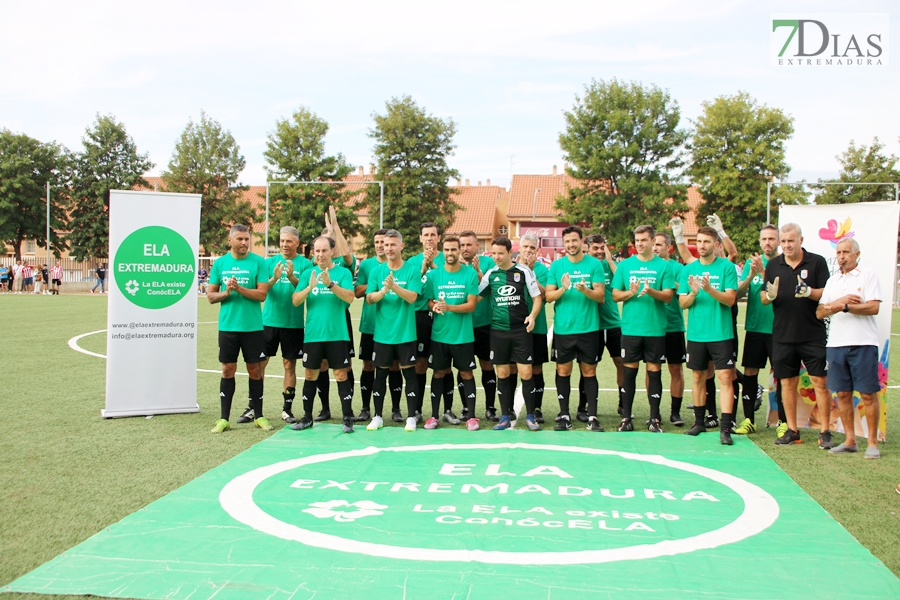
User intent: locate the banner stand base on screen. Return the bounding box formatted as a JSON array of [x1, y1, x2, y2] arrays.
[[101, 405, 200, 419]]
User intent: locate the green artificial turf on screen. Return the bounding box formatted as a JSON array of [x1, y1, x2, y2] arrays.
[[1, 293, 898, 600]]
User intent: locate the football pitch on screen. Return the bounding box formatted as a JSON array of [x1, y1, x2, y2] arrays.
[[1, 294, 899, 599]]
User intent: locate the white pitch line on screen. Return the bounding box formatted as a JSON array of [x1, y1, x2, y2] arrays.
[[67, 328, 900, 390]]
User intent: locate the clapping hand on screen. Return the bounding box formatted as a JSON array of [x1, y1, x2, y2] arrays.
[[794, 275, 810, 298], [766, 276, 780, 301]]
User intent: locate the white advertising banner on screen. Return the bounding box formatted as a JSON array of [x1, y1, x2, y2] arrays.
[[103, 190, 201, 417], [779, 201, 898, 440]]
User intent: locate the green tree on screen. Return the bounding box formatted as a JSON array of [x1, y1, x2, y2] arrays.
[[263, 107, 357, 248], [814, 137, 900, 204], [687, 92, 802, 257], [67, 115, 153, 261], [162, 111, 254, 256], [0, 130, 69, 260], [557, 78, 688, 250], [362, 95, 460, 255]]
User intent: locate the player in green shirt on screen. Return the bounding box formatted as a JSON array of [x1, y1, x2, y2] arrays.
[[365, 229, 425, 432], [355, 229, 403, 423], [733, 224, 780, 435], [423, 236, 480, 430], [611, 225, 675, 433], [233, 226, 312, 426], [678, 226, 738, 445], [307, 206, 355, 421], [207, 225, 271, 434], [517, 234, 549, 423], [290, 236, 357, 433], [405, 223, 444, 416], [478, 236, 543, 431], [545, 226, 606, 432], [584, 234, 625, 421], [460, 231, 498, 421], [652, 232, 687, 427]]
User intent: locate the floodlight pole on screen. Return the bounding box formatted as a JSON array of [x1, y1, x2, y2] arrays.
[[767, 181, 900, 225], [265, 179, 384, 254]]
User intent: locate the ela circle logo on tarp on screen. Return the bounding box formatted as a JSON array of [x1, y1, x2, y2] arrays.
[[114, 226, 195, 309], [220, 443, 779, 565]]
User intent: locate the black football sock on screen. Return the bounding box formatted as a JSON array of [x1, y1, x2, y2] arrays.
[[671, 396, 683, 414], [462, 377, 477, 417], [220, 377, 235, 421], [482, 370, 497, 410], [776, 379, 787, 423], [510, 373, 518, 400], [443, 372, 454, 413], [618, 385, 624, 410], [373, 368, 389, 417], [522, 377, 536, 415], [583, 375, 599, 417], [389, 369, 403, 412], [577, 377, 587, 413], [622, 366, 638, 421], [721, 412, 734, 432], [337, 378, 354, 419], [403, 368, 420, 416], [301, 379, 317, 418], [360, 370, 375, 411], [416, 373, 427, 410], [497, 376, 513, 417], [705, 377, 717, 418], [647, 370, 662, 421], [694, 405, 706, 426], [532, 372, 545, 409], [556, 374, 571, 416], [430, 374, 444, 418], [316, 371, 331, 413], [742, 373, 757, 422], [249, 377, 263, 420], [283, 386, 295, 412]]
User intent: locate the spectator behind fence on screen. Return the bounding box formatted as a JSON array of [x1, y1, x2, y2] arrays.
[[91, 262, 107, 294]]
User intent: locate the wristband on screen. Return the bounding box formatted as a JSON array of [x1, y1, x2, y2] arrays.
[[842, 303, 849, 313], [328, 281, 335, 289]]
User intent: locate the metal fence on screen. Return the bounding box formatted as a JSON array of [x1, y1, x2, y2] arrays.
[[0, 257, 104, 283]]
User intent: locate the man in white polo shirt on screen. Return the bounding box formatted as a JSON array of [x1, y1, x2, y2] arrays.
[[817, 238, 883, 459]]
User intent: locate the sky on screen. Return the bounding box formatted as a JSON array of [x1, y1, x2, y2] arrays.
[[1, 0, 897, 188]]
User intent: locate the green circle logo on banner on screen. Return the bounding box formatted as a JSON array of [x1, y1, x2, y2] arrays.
[[114, 226, 195, 309], [220, 443, 780, 565]]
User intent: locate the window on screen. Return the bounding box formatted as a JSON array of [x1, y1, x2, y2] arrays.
[[25, 239, 36, 254], [498, 225, 508, 235]]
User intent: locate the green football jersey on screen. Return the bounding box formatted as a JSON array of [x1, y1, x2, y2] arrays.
[[209, 253, 267, 332], [663, 259, 686, 333], [678, 257, 738, 342], [531, 261, 549, 335], [742, 258, 773, 334], [262, 254, 312, 329], [356, 256, 386, 335], [296, 265, 353, 343], [425, 265, 479, 344], [407, 251, 444, 311], [611, 255, 675, 337], [478, 264, 540, 332], [596, 260, 621, 330], [468, 255, 496, 328], [548, 254, 605, 335], [367, 260, 424, 345]]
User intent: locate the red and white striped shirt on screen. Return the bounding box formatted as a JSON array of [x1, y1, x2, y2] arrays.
[[22, 265, 33, 279], [51, 265, 63, 280]]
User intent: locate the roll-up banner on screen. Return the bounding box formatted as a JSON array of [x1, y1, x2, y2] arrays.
[[779, 201, 898, 440], [103, 190, 202, 418]]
